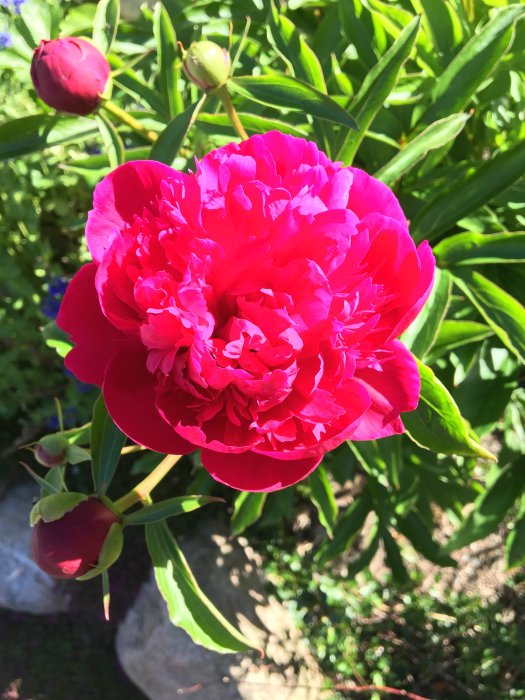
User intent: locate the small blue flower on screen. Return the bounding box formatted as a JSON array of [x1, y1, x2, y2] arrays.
[[41, 275, 69, 320], [0, 31, 12, 49]]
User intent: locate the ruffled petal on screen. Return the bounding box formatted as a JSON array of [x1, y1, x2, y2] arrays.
[[350, 340, 420, 440], [103, 348, 195, 455], [57, 263, 129, 385], [86, 160, 178, 263], [201, 449, 322, 492], [347, 167, 407, 227]]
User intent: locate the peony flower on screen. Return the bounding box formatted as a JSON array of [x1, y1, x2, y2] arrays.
[[30, 37, 110, 116], [32, 495, 121, 579], [57, 132, 434, 492]]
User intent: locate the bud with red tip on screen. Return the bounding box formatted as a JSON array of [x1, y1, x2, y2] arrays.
[[30, 37, 111, 116], [182, 40, 231, 91], [34, 434, 69, 468], [31, 493, 122, 580]]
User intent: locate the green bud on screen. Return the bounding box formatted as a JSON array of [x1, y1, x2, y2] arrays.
[[182, 40, 231, 91], [34, 434, 69, 468]]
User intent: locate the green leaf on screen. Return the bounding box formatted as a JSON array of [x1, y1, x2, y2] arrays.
[[434, 231, 525, 266], [423, 4, 525, 123], [0, 115, 99, 160], [337, 16, 420, 164], [452, 269, 525, 363], [91, 395, 126, 495], [397, 511, 455, 566], [124, 495, 223, 525], [95, 112, 125, 168], [400, 267, 452, 358], [428, 319, 493, 360], [338, 0, 377, 68], [412, 139, 525, 242], [109, 55, 168, 117], [153, 1, 182, 118], [18, 0, 60, 47], [444, 458, 525, 553], [308, 465, 338, 538], [150, 96, 206, 166], [315, 493, 373, 566], [346, 521, 381, 578], [403, 359, 495, 460], [146, 521, 257, 653], [267, 6, 326, 92], [229, 75, 358, 129], [230, 492, 267, 537], [196, 112, 308, 138], [506, 502, 525, 569], [375, 113, 469, 186], [382, 528, 409, 585], [66, 146, 150, 172], [92, 0, 120, 55], [42, 321, 73, 358]]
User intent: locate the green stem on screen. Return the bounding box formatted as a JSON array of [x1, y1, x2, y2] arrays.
[[214, 84, 248, 140], [100, 98, 158, 143], [113, 454, 182, 512]]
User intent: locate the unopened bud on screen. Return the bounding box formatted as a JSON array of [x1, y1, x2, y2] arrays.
[[182, 40, 231, 91], [34, 434, 69, 468], [31, 495, 122, 579]]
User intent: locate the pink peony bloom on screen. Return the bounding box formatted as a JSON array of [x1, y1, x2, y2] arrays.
[[57, 132, 434, 492]]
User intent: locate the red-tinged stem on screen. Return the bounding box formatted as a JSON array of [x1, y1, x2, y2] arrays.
[[334, 684, 432, 700]]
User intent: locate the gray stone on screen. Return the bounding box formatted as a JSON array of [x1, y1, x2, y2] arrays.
[[116, 522, 325, 700], [0, 483, 69, 614]]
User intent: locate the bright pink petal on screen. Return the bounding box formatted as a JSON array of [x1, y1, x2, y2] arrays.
[[86, 160, 178, 263], [201, 449, 322, 492], [103, 349, 195, 455], [57, 263, 129, 385], [389, 240, 435, 338], [350, 340, 420, 440], [347, 167, 407, 227]]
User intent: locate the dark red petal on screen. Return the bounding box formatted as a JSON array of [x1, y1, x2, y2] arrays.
[[350, 340, 420, 440], [103, 349, 195, 455], [201, 449, 322, 492], [57, 263, 129, 386], [86, 160, 178, 263]]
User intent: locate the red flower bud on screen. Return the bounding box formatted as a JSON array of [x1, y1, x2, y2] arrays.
[[32, 496, 121, 579], [30, 37, 111, 116]]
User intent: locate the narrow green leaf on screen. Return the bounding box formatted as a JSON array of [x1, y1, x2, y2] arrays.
[[19, 0, 60, 47], [375, 113, 469, 186], [150, 95, 206, 165], [346, 522, 381, 578], [412, 139, 525, 242], [397, 511, 455, 566], [403, 359, 495, 460], [91, 395, 126, 495], [230, 492, 267, 537], [309, 465, 338, 538], [0, 115, 99, 160], [153, 1, 182, 118], [125, 495, 222, 525], [338, 0, 377, 68], [146, 521, 257, 653], [229, 75, 358, 129], [428, 319, 493, 359], [21, 462, 61, 496], [42, 320, 73, 358], [267, 6, 326, 92], [434, 231, 525, 266], [92, 0, 120, 55], [382, 528, 409, 584], [444, 458, 525, 553], [315, 493, 373, 566], [66, 147, 150, 172], [506, 502, 525, 569], [337, 16, 420, 164], [196, 112, 308, 138], [424, 4, 525, 123], [109, 55, 168, 117], [400, 267, 452, 358], [452, 269, 525, 363], [95, 112, 125, 168]]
